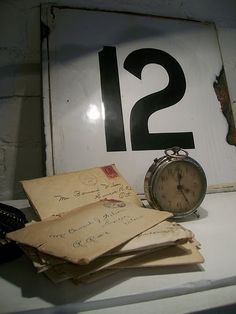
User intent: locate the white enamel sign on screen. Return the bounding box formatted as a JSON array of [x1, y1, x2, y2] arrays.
[[41, 6, 236, 194]]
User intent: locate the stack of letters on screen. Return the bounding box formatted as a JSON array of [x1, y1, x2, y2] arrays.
[[7, 164, 204, 284]]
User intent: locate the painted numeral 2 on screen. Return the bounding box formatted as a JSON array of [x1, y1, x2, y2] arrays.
[[99, 46, 195, 152]]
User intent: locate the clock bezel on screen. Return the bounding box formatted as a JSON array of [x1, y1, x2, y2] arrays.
[[144, 153, 207, 218]]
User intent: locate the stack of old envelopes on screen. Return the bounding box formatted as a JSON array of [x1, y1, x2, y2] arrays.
[[7, 164, 204, 284]]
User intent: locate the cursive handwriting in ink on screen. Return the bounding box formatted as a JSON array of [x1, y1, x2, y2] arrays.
[[100, 182, 122, 189], [49, 232, 66, 239], [54, 195, 70, 202], [73, 231, 110, 248]]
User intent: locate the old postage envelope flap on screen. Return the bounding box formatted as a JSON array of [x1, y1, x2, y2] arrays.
[[21, 164, 142, 220], [7, 199, 172, 264], [107, 221, 193, 255]]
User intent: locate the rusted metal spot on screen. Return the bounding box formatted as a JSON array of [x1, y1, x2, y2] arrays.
[[214, 67, 236, 146]]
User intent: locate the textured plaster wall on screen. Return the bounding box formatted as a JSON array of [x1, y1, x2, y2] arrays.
[[0, 1, 44, 199], [0, 0, 236, 199]]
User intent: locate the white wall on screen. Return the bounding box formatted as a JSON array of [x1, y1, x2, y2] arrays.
[[0, 0, 236, 200]]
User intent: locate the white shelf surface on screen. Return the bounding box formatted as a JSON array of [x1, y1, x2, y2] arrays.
[[1, 192, 236, 313]]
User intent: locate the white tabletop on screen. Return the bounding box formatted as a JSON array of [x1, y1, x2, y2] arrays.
[[1, 192, 236, 313]]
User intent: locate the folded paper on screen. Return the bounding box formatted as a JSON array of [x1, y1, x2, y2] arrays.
[[107, 221, 193, 255], [7, 200, 172, 264], [21, 164, 142, 220], [109, 241, 204, 268]]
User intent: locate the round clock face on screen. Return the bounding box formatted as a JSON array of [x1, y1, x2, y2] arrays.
[[151, 159, 207, 217]]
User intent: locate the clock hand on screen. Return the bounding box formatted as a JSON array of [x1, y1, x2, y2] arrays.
[[177, 169, 183, 190], [180, 189, 190, 205], [177, 184, 190, 205], [177, 170, 181, 183]]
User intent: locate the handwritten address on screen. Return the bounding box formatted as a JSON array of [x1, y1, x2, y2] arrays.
[[73, 231, 111, 248], [53, 183, 132, 203], [48, 205, 144, 249]]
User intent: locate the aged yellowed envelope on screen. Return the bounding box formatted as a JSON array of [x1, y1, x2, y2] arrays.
[[22, 238, 202, 284], [21, 164, 142, 220], [20, 220, 192, 282], [106, 221, 193, 255], [7, 199, 172, 264], [109, 241, 204, 268], [70, 240, 203, 282], [43, 251, 142, 282], [20, 245, 65, 273], [72, 241, 204, 285], [44, 266, 72, 283]]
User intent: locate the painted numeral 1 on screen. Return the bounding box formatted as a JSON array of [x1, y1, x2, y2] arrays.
[[98, 46, 127, 151]]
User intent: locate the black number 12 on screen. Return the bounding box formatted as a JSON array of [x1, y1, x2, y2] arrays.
[[99, 46, 194, 152]]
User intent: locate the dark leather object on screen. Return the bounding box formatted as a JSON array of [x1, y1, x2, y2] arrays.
[[0, 202, 27, 263]]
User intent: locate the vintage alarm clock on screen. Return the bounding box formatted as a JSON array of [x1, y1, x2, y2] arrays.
[[144, 147, 207, 218]]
